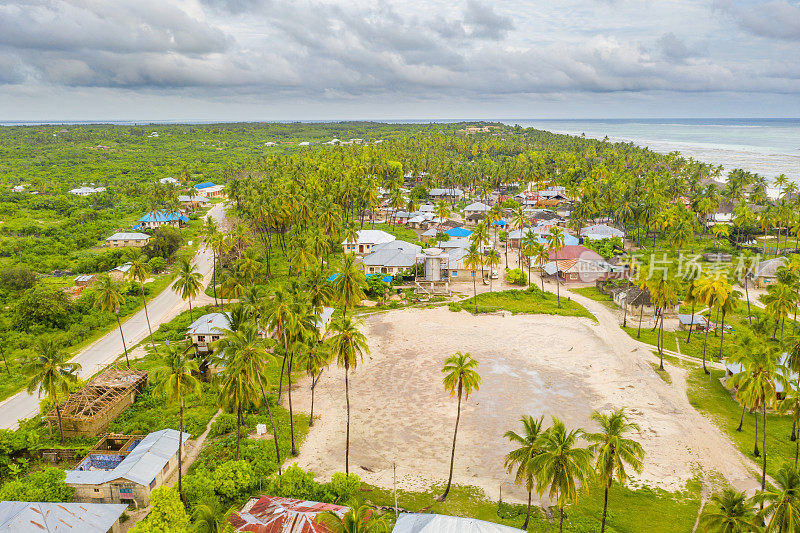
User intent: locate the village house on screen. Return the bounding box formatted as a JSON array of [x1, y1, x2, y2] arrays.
[[195, 181, 225, 198], [108, 263, 132, 281], [463, 201, 491, 220], [159, 177, 178, 184], [229, 496, 349, 532], [539, 245, 621, 284], [579, 224, 625, 240], [752, 257, 787, 288], [138, 210, 188, 230], [74, 274, 97, 288], [105, 232, 151, 248], [342, 229, 396, 255], [70, 186, 107, 196], [361, 240, 421, 276], [186, 312, 231, 352], [678, 314, 710, 332], [428, 187, 463, 200], [508, 227, 579, 249], [178, 195, 209, 210], [66, 429, 189, 508], [0, 501, 128, 533]]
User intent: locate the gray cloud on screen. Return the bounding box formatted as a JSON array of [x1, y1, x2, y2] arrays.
[[716, 0, 800, 41], [657, 33, 698, 63]]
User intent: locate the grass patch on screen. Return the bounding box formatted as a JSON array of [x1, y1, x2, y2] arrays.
[[451, 287, 593, 319], [571, 286, 613, 303], [650, 362, 673, 384], [360, 481, 700, 533], [686, 366, 797, 481]]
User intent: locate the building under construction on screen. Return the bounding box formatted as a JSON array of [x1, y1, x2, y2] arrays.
[[48, 366, 148, 438]]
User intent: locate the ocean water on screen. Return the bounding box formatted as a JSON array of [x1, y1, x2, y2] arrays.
[[503, 118, 800, 184]]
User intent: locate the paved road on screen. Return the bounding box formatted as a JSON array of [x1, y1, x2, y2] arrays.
[[0, 203, 226, 430]]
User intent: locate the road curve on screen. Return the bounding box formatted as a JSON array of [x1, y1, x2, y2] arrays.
[[0, 203, 226, 430]]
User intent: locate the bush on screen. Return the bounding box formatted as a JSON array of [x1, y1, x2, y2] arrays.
[[213, 460, 254, 500], [132, 486, 189, 532], [0, 467, 73, 502], [0, 266, 36, 292], [506, 268, 527, 285], [208, 413, 237, 438], [321, 472, 361, 503], [182, 468, 215, 508], [148, 256, 167, 273], [268, 464, 321, 501]]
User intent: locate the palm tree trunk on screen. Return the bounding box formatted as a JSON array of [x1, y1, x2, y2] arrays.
[[0, 350, 8, 375], [440, 384, 462, 501], [188, 297, 194, 323], [256, 373, 282, 475], [686, 300, 695, 343], [701, 321, 710, 375], [55, 402, 64, 445], [140, 282, 156, 352], [559, 505, 565, 533], [737, 405, 746, 432], [762, 405, 767, 490], [637, 304, 644, 339], [523, 490, 532, 530], [795, 428, 799, 468], [555, 251, 561, 307], [178, 400, 184, 495], [115, 313, 130, 368], [212, 250, 219, 307], [287, 342, 297, 456], [236, 403, 241, 461], [472, 274, 477, 313], [718, 310, 726, 361], [277, 340, 287, 403], [345, 364, 351, 475], [745, 277, 752, 326], [754, 412, 760, 457], [659, 308, 665, 371], [601, 484, 609, 533]]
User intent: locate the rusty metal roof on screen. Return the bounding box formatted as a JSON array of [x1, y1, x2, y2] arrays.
[[229, 496, 349, 533]]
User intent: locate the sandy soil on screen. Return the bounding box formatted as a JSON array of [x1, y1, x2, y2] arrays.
[[290, 303, 762, 504]]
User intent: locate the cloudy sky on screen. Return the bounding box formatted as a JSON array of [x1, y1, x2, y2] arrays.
[[0, 0, 798, 120]]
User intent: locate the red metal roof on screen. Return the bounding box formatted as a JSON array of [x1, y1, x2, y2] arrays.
[[229, 496, 349, 533]]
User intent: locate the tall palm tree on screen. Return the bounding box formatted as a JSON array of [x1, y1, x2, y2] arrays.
[[694, 274, 725, 374], [531, 417, 594, 533], [174, 257, 203, 322], [439, 351, 481, 501], [469, 222, 490, 283], [484, 248, 500, 292], [753, 464, 800, 531], [320, 505, 389, 532], [297, 341, 331, 429], [217, 351, 259, 461], [25, 339, 81, 444], [127, 256, 156, 352], [585, 408, 645, 533], [328, 316, 370, 474], [504, 415, 545, 530], [202, 216, 220, 307], [546, 226, 566, 307], [95, 274, 130, 368], [699, 488, 760, 533], [780, 380, 800, 467], [332, 253, 366, 318], [214, 322, 283, 474], [464, 244, 482, 313], [151, 343, 201, 495], [647, 272, 681, 371]]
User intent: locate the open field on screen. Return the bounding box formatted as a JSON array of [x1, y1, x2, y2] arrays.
[[292, 306, 762, 505]]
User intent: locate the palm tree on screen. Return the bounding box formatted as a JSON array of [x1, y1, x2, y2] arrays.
[[504, 415, 545, 530], [328, 316, 370, 474], [127, 256, 156, 352], [484, 248, 500, 292], [546, 226, 566, 307], [753, 464, 800, 531], [647, 272, 681, 371], [332, 254, 366, 318], [462, 244, 483, 313], [729, 345, 784, 491], [320, 505, 389, 532], [213, 323, 283, 474], [174, 257, 203, 322], [191, 499, 232, 533], [439, 351, 481, 501], [780, 380, 800, 467], [297, 341, 331, 428], [95, 275, 130, 368], [470, 222, 490, 283], [694, 275, 726, 375], [151, 343, 201, 495], [531, 417, 593, 533], [699, 488, 760, 533], [585, 408, 645, 533], [217, 352, 259, 460], [25, 339, 81, 444], [202, 216, 220, 307]]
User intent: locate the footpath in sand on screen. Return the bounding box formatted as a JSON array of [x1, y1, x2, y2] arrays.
[[291, 297, 761, 504]]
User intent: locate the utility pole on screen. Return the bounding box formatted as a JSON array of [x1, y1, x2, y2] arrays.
[[393, 462, 398, 517]]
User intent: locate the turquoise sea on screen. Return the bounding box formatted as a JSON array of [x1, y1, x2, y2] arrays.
[[503, 118, 800, 184]]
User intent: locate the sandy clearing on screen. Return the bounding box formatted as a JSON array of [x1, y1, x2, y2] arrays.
[[290, 304, 761, 504]]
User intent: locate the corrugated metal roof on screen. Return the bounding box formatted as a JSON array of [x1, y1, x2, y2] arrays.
[[110, 262, 132, 274], [393, 513, 525, 533], [362, 241, 421, 268], [464, 202, 490, 212], [139, 210, 189, 223], [178, 195, 209, 203], [229, 495, 349, 532], [106, 232, 151, 241], [0, 501, 127, 532], [195, 181, 216, 189], [65, 428, 189, 486], [341, 230, 396, 246], [187, 312, 231, 336]]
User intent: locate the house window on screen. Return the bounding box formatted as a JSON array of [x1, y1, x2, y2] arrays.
[[94, 488, 100, 493], [162, 463, 169, 474], [197, 336, 205, 342], [452, 271, 458, 277], [211, 335, 219, 341], [149, 479, 156, 490]]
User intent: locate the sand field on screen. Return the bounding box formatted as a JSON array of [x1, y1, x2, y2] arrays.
[[290, 305, 761, 503]]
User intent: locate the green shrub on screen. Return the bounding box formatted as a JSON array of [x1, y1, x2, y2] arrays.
[[321, 472, 361, 503], [213, 460, 254, 500], [0, 467, 73, 502], [209, 413, 237, 438], [505, 268, 527, 285], [268, 464, 321, 501]]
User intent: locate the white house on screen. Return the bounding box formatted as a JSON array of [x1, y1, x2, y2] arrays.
[[0, 502, 128, 533], [342, 230, 396, 255], [70, 186, 106, 196], [463, 201, 491, 218], [579, 224, 625, 240], [361, 240, 421, 275], [105, 232, 151, 248]]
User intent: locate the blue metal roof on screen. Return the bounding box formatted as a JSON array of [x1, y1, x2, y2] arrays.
[[445, 227, 472, 237], [493, 219, 507, 227], [195, 181, 216, 189], [139, 210, 188, 223]]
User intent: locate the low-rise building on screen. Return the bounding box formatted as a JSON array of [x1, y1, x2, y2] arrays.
[[66, 429, 190, 508], [428, 188, 463, 200], [108, 263, 132, 281], [186, 312, 231, 353], [753, 257, 787, 288], [361, 240, 421, 276], [70, 186, 107, 196], [138, 210, 188, 230], [178, 195, 209, 210], [678, 314, 709, 332], [0, 501, 128, 533], [105, 232, 151, 248], [229, 496, 349, 532], [75, 274, 97, 287], [463, 201, 491, 219], [195, 181, 225, 198], [579, 224, 625, 240], [342, 230, 396, 255]]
